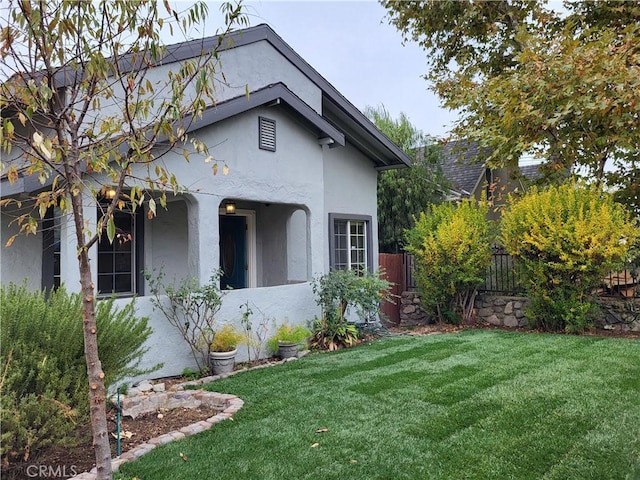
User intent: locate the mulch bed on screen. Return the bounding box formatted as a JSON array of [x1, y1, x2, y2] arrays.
[[5, 404, 221, 480]]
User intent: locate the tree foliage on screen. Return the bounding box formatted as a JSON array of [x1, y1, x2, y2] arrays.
[[405, 200, 493, 324], [501, 182, 640, 332], [382, 0, 640, 214], [364, 105, 448, 253], [0, 1, 246, 477]]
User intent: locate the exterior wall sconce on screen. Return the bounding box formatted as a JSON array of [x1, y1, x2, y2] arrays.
[[225, 201, 236, 215], [106, 187, 117, 199]]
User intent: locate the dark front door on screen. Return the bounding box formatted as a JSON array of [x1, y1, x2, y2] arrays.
[[220, 215, 247, 289]]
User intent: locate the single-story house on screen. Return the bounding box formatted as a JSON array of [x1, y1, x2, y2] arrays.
[[0, 24, 410, 377]]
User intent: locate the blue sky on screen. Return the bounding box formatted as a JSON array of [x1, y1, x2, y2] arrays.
[[196, 1, 458, 138]]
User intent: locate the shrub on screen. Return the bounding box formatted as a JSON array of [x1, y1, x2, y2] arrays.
[[146, 270, 224, 372], [239, 302, 272, 363], [501, 182, 640, 332], [0, 284, 156, 464], [310, 269, 391, 350], [405, 200, 493, 323]]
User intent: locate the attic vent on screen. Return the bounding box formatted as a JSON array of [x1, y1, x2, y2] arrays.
[[259, 116, 276, 152]]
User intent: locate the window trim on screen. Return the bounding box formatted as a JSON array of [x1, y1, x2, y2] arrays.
[[328, 213, 373, 273], [42, 207, 61, 292]]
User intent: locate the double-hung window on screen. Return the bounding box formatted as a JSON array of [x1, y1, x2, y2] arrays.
[[329, 213, 372, 274], [97, 203, 144, 296]]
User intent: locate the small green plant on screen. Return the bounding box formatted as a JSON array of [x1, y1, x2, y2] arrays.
[[210, 324, 244, 352], [267, 322, 312, 354], [146, 269, 224, 372], [180, 368, 201, 381], [310, 269, 391, 350]]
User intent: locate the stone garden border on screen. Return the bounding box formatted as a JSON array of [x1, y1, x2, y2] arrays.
[[70, 354, 307, 479]]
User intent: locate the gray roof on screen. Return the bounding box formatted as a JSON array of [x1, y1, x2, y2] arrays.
[[518, 164, 544, 182], [156, 24, 411, 169], [7, 24, 410, 169], [440, 140, 489, 197], [2, 25, 411, 197]]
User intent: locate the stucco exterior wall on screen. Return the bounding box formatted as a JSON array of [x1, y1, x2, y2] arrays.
[[0, 203, 42, 290], [86, 40, 323, 134], [322, 142, 379, 272], [147, 198, 190, 283], [126, 282, 320, 382]]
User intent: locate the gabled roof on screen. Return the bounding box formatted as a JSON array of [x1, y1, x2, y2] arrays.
[[439, 139, 543, 199], [183, 83, 346, 147], [440, 140, 489, 197], [2, 24, 411, 197], [156, 24, 411, 169], [21, 23, 411, 170]]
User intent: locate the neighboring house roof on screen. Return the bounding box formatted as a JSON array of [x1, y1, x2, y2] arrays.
[[518, 163, 544, 182], [439, 140, 543, 200], [440, 140, 489, 198]]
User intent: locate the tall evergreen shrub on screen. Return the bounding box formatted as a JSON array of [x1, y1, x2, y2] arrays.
[[501, 183, 640, 331], [0, 284, 158, 464], [405, 200, 493, 323]]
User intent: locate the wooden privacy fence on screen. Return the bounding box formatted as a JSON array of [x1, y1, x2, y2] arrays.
[[379, 253, 404, 324]]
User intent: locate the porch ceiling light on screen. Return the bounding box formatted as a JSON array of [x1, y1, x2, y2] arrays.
[[225, 201, 236, 215]]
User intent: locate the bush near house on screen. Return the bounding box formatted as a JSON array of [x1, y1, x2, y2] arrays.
[[405, 200, 493, 324], [0, 284, 157, 465], [310, 269, 391, 350], [501, 182, 640, 332]]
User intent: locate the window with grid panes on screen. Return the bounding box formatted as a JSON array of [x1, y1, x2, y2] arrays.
[[97, 203, 143, 296], [329, 214, 372, 274]]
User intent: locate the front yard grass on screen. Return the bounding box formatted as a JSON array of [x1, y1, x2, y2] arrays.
[[118, 330, 640, 479]]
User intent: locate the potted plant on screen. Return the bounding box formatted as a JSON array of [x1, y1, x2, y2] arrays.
[[267, 322, 312, 359], [209, 324, 244, 375]]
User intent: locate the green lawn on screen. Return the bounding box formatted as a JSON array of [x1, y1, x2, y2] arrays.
[[118, 330, 640, 479]]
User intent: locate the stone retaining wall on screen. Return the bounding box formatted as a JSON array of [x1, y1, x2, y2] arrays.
[[399, 291, 639, 332]]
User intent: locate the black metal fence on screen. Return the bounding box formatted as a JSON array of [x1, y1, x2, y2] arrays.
[[481, 245, 524, 294], [404, 248, 639, 298]]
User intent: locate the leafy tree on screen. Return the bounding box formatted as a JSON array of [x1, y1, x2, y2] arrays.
[[364, 105, 448, 253], [501, 182, 640, 332], [0, 1, 246, 477], [382, 1, 640, 215], [405, 200, 493, 324]]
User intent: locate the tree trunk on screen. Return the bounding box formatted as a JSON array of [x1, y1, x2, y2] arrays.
[[70, 193, 113, 479]]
